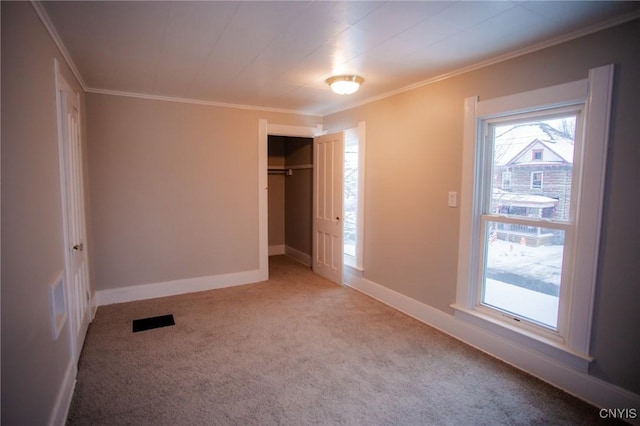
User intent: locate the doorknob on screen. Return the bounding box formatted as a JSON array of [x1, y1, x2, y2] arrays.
[[73, 243, 84, 251], [336, 216, 340, 221]]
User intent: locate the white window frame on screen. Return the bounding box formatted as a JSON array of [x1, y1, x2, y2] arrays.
[[343, 122, 366, 273], [532, 149, 543, 161], [453, 65, 613, 371], [531, 171, 544, 189], [501, 170, 512, 189]]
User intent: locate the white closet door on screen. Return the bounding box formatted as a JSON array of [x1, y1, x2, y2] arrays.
[[313, 132, 344, 285]]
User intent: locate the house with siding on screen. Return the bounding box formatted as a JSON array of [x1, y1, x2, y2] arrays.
[[492, 122, 574, 245]]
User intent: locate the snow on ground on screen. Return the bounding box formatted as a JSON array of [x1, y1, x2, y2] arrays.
[[484, 278, 559, 328], [486, 239, 563, 286], [484, 239, 563, 328]]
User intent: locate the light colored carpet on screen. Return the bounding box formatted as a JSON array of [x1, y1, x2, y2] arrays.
[[67, 255, 611, 425]]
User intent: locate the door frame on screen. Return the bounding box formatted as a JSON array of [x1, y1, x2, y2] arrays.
[[258, 120, 324, 279]]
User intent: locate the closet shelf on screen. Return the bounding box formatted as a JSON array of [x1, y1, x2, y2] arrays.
[[268, 164, 313, 175]]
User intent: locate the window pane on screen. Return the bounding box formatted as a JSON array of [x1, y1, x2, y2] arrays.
[[343, 136, 358, 257], [490, 117, 576, 221], [483, 222, 564, 329]]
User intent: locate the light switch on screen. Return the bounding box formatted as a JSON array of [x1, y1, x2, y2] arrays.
[[448, 191, 457, 208]]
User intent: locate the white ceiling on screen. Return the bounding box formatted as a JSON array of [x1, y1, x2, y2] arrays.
[[40, 1, 640, 116]]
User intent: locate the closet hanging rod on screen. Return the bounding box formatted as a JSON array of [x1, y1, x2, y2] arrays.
[[268, 168, 293, 175]]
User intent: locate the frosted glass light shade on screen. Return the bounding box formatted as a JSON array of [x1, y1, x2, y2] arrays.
[[326, 75, 364, 95]]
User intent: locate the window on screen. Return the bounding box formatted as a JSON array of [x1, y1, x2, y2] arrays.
[[343, 132, 359, 258], [483, 113, 577, 330], [531, 171, 543, 189], [532, 149, 543, 161], [343, 122, 366, 272], [501, 171, 512, 189], [454, 65, 614, 370]]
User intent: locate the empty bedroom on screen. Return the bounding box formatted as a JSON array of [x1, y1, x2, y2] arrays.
[[2, 1, 640, 425]]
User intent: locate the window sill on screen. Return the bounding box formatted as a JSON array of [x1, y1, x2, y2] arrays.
[[344, 256, 363, 279], [451, 304, 593, 373]]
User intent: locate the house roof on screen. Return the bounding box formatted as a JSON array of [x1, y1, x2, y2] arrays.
[[494, 122, 575, 166], [493, 189, 559, 209]]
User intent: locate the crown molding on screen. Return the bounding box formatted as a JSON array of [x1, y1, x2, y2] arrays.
[[31, 1, 87, 91], [31, 0, 320, 116], [322, 9, 640, 116], [85, 88, 322, 117]]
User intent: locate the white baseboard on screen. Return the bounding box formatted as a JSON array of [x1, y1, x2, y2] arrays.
[[285, 245, 311, 266], [269, 244, 285, 256], [49, 359, 76, 426], [96, 268, 263, 306], [346, 275, 640, 418], [90, 292, 98, 321], [343, 263, 364, 282]]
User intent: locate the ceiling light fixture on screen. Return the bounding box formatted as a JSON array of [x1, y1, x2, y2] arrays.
[[326, 75, 364, 95]]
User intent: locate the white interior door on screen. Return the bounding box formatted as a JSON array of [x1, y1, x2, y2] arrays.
[[313, 132, 344, 284], [56, 64, 91, 363]]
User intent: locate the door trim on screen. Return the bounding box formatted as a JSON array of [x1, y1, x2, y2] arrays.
[[258, 121, 324, 278]]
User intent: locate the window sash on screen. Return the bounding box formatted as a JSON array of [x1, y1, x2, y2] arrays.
[[501, 171, 512, 188], [531, 171, 543, 189], [477, 213, 572, 332]]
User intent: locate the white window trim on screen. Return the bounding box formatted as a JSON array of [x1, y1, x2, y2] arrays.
[[343, 121, 366, 273], [453, 65, 614, 371], [532, 149, 543, 161], [501, 171, 512, 189], [531, 171, 544, 189]]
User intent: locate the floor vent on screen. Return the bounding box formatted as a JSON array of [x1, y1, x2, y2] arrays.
[[132, 314, 175, 333]]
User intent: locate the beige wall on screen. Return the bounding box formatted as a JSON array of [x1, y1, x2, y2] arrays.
[[268, 137, 285, 247], [323, 18, 640, 395], [1, 2, 88, 424], [86, 94, 320, 290], [285, 138, 313, 256]]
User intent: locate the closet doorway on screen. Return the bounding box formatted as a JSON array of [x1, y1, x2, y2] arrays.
[[258, 121, 364, 286], [257, 121, 324, 282], [268, 135, 314, 266]]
